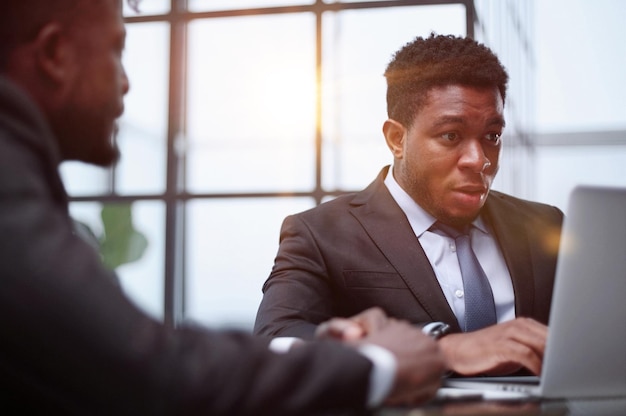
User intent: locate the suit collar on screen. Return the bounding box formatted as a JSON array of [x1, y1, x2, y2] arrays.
[[349, 167, 461, 330], [0, 76, 69, 210], [350, 171, 537, 327], [383, 166, 491, 237]]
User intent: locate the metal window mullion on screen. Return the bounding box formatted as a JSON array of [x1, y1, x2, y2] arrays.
[[467, 0, 476, 38], [163, 0, 188, 328], [314, 3, 324, 205]]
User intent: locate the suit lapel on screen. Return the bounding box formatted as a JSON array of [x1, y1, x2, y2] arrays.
[[348, 172, 537, 326], [348, 168, 460, 330], [483, 193, 535, 318]]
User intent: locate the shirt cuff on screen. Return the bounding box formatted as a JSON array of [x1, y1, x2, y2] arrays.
[[269, 337, 397, 408], [356, 344, 397, 408], [268, 337, 303, 353]]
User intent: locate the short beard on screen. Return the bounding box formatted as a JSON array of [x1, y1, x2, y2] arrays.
[[52, 75, 123, 166], [90, 123, 121, 167], [397, 164, 481, 228], [56, 120, 121, 167]]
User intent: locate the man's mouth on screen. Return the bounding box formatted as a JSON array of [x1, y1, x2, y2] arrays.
[[455, 184, 488, 194]]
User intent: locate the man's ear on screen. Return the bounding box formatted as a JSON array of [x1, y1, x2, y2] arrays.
[[382, 119, 406, 159], [33, 23, 74, 86]]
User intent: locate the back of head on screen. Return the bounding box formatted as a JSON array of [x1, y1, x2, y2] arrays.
[[0, 1, 80, 71], [0, 0, 138, 167], [0, 0, 139, 71], [384, 33, 509, 127]]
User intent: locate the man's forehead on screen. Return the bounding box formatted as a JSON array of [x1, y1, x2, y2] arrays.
[[424, 84, 502, 98]]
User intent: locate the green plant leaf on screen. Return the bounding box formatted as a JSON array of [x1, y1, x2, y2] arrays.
[[99, 203, 148, 270]]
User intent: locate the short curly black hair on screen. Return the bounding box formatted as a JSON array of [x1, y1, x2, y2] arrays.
[[384, 33, 508, 127], [0, 0, 141, 70]]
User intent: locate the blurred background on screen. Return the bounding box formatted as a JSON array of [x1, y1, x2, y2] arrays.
[[62, 0, 626, 330]]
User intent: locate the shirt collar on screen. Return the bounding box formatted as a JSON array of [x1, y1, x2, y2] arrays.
[[383, 166, 489, 237]]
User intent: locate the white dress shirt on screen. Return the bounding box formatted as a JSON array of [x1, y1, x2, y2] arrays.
[[384, 168, 515, 327]]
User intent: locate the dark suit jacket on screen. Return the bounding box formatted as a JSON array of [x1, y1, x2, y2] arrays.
[[254, 166, 564, 339], [0, 76, 372, 415]]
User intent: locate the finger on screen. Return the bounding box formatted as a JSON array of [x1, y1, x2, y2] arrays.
[[509, 319, 548, 359], [498, 340, 543, 375], [349, 307, 388, 333], [315, 318, 365, 340], [517, 344, 543, 375]]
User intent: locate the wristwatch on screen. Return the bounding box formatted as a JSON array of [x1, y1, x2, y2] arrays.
[[421, 322, 451, 340]]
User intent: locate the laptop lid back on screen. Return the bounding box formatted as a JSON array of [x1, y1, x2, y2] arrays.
[[541, 186, 626, 398]]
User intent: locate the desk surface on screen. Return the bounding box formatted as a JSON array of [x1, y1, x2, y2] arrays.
[[377, 397, 626, 416]]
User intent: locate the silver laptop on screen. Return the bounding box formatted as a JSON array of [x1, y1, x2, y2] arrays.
[[442, 185, 626, 399]]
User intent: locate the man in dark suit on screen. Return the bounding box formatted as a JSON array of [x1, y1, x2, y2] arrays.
[[0, 1, 446, 414], [255, 34, 564, 377]]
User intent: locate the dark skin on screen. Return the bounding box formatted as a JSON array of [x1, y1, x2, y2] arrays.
[[317, 307, 446, 406], [5, 0, 128, 166], [384, 84, 503, 228]]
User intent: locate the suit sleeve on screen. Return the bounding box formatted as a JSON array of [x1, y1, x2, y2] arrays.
[[0, 133, 372, 415], [254, 214, 341, 339]]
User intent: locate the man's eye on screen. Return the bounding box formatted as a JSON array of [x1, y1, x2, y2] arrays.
[[441, 132, 458, 141], [485, 133, 501, 144]]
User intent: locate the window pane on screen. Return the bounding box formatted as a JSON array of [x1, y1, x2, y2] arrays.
[[185, 198, 314, 330], [116, 22, 170, 195], [324, 0, 391, 2], [124, 0, 170, 16], [189, 0, 313, 12], [60, 162, 111, 196], [187, 14, 316, 193], [321, 5, 467, 190], [69, 201, 166, 320], [535, 145, 626, 214]]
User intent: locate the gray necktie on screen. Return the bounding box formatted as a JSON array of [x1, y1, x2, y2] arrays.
[[433, 222, 497, 332]]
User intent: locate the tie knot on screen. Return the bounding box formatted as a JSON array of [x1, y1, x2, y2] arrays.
[[432, 221, 470, 239]]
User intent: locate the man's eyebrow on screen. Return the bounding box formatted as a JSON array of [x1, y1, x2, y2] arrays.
[[430, 116, 465, 129], [486, 116, 506, 128], [429, 115, 506, 129]]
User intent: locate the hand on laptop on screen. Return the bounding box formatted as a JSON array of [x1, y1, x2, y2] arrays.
[[438, 317, 547, 376], [316, 307, 447, 405]]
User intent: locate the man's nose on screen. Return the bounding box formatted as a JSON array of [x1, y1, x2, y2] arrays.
[[458, 139, 490, 173]]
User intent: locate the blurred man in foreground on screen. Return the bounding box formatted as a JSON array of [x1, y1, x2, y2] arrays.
[[0, 1, 445, 414]]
